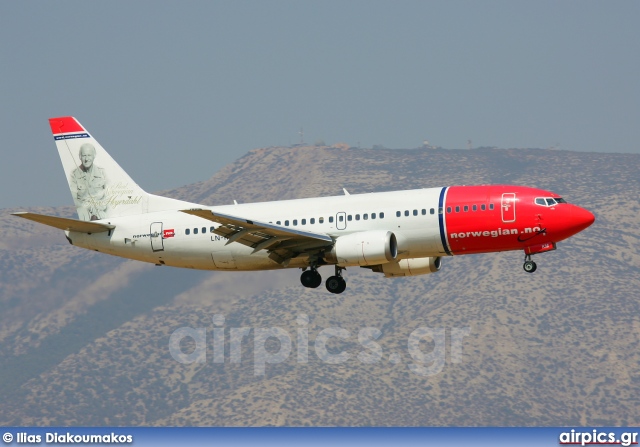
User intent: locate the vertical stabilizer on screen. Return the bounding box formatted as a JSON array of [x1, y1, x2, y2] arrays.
[[50, 116, 150, 221]]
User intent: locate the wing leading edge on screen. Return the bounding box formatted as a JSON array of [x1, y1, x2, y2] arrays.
[[180, 209, 334, 264]]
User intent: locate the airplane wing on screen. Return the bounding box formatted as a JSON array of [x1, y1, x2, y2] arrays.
[[12, 212, 115, 234], [180, 209, 334, 264]]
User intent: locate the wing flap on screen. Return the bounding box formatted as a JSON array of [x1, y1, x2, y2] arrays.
[[180, 209, 333, 257], [12, 212, 115, 233]]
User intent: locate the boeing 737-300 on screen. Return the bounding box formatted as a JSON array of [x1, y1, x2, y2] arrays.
[[13, 117, 595, 294]]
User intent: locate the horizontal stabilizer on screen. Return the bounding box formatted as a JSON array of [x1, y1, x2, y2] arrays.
[[12, 212, 115, 234]]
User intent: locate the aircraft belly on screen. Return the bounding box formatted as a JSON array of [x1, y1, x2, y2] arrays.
[[211, 250, 237, 269], [233, 257, 285, 271]]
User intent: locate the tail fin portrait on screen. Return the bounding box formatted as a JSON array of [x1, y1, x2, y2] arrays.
[[50, 116, 150, 221]]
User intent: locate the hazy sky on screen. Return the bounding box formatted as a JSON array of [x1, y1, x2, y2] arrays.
[[1, 1, 638, 208]]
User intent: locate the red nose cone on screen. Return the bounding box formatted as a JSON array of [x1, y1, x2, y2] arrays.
[[571, 206, 595, 233]]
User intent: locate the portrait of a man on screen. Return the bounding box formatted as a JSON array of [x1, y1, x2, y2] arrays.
[[69, 143, 108, 221]]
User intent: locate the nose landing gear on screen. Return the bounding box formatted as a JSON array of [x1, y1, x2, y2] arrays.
[[523, 254, 537, 273]]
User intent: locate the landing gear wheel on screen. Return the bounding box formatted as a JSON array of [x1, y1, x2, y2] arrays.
[[326, 276, 347, 294], [300, 269, 322, 288], [523, 260, 537, 273]]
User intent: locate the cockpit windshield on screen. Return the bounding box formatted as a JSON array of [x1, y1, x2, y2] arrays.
[[535, 197, 567, 207]]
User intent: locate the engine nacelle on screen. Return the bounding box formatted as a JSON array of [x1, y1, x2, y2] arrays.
[[326, 230, 398, 267], [371, 256, 442, 277]]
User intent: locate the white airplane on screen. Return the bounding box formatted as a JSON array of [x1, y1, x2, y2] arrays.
[[13, 117, 595, 294]]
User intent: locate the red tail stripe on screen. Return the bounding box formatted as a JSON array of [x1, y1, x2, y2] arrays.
[[49, 117, 84, 135]]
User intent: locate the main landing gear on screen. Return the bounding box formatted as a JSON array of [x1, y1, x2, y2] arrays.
[[300, 267, 322, 288], [325, 266, 347, 294], [523, 254, 537, 273], [300, 265, 347, 294]]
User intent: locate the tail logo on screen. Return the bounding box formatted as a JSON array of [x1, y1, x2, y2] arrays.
[[51, 116, 148, 221], [69, 143, 109, 221]]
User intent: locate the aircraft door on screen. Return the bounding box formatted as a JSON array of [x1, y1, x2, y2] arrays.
[[336, 212, 347, 230], [501, 193, 516, 223], [150, 222, 164, 252]]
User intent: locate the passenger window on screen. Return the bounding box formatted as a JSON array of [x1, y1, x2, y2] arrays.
[[447, 207, 452, 213], [455, 206, 460, 212], [489, 204, 494, 210], [327, 216, 331, 223], [301, 219, 306, 225], [438, 207, 443, 214], [371, 213, 376, 219], [355, 214, 360, 221], [481, 204, 486, 211], [404, 210, 409, 216], [210, 227, 215, 233], [185, 229, 190, 235], [194, 228, 198, 234], [421, 209, 426, 215], [293, 219, 298, 226], [380, 212, 384, 219], [202, 227, 206, 234], [413, 210, 418, 216], [463, 205, 468, 212], [396, 211, 401, 217], [310, 218, 315, 224], [363, 214, 368, 220], [472, 205, 477, 211], [430, 208, 435, 215], [285, 220, 290, 226], [348, 215, 352, 221], [276, 221, 281, 225], [339, 215, 344, 222]]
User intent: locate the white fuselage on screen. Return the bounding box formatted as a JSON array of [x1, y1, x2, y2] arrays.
[[69, 187, 446, 271]]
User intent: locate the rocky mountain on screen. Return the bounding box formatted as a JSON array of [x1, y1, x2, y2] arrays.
[[0, 145, 638, 426]]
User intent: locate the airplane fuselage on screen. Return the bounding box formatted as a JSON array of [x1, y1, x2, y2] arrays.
[[68, 185, 594, 272], [14, 116, 595, 294]]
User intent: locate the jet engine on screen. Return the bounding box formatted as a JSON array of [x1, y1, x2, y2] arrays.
[[369, 256, 442, 277], [326, 230, 397, 267]]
